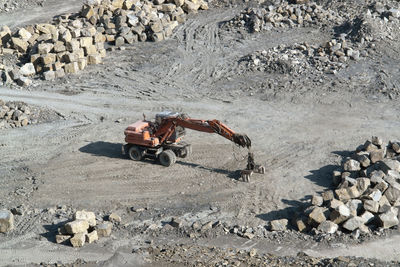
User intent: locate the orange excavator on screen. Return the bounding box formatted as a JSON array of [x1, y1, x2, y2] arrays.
[[122, 111, 264, 180]]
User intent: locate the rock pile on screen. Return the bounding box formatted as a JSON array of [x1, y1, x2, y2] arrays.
[[285, 137, 400, 235], [240, 39, 363, 75], [0, 0, 208, 86], [223, 1, 342, 33], [56, 210, 113, 247], [0, 99, 42, 129]]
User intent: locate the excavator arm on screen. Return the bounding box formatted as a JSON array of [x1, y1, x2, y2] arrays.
[[153, 116, 252, 149]]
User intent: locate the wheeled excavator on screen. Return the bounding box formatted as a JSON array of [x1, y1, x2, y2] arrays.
[[122, 111, 264, 181]]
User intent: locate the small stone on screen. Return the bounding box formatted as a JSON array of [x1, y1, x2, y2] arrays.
[[17, 77, 32, 87], [0, 210, 14, 233], [295, 217, 308, 232], [86, 230, 98, 243], [379, 159, 400, 174], [360, 211, 375, 224], [329, 199, 344, 210], [270, 219, 288, 231], [366, 189, 382, 202], [370, 170, 385, 184], [358, 154, 370, 168], [43, 70, 56, 81], [321, 190, 334, 202], [317, 221, 338, 234], [249, 248, 257, 257], [170, 217, 183, 228], [347, 199, 363, 216], [384, 185, 400, 205], [201, 221, 213, 232], [97, 222, 112, 237], [56, 234, 70, 244], [108, 213, 121, 223], [65, 220, 89, 234], [308, 206, 328, 226], [70, 233, 86, 247], [115, 36, 125, 47]]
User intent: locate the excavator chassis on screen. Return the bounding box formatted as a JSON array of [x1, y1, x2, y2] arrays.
[[122, 142, 192, 166]]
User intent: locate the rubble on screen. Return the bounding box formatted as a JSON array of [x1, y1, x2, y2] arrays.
[[0, 0, 208, 86], [0, 99, 55, 129], [291, 137, 400, 234]]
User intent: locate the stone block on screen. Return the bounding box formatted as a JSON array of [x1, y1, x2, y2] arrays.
[[81, 5, 95, 19], [348, 185, 361, 198], [343, 159, 361, 171], [54, 41, 66, 53], [65, 220, 89, 234], [80, 37, 93, 47], [112, 0, 124, 9], [55, 68, 65, 78], [64, 53, 79, 63], [174, 0, 184, 7], [270, 219, 288, 231], [170, 217, 183, 228], [355, 178, 370, 194], [161, 3, 177, 12], [115, 36, 125, 47], [371, 136, 383, 147], [329, 199, 343, 210], [360, 211, 375, 224], [66, 39, 80, 52], [308, 206, 328, 226], [363, 200, 379, 213], [311, 195, 323, 206], [183, 0, 200, 13], [123, 0, 135, 10], [317, 221, 338, 234], [43, 70, 56, 81], [97, 222, 112, 237], [64, 62, 79, 74], [127, 14, 139, 26], [70, 233, 86, 247], [78, 58, 87, 70], [84, 45, 97, 56], [41, 54, 56, 65], [392, 142, 400, 153], [347, 199, 362, 216], [357, 154, 370, 168], [86, 230, 98, 243], [370, 170, 385, 184], [18, 28, 32, 41], [20, 63, 36, 76], [342, 216, 366, 231], [74, 210, 96, 227], [295, 217, 308, 232], [38, 43, 54, 54], [56, 234, 70, 244], [87, 54, 102, 64], [81, 27, 97, 37], [71, 29, 81, 38], [0, 210, 14, 233], [379, 208, 399, 229], [335, 188, 351, 201], [384, 185, 400, 205], [11, 37, 28, 53], [17, 77, 32, 87], [370, 149, 385, 164], [366, 189, 382, 202], [94, 32, 106, 43]]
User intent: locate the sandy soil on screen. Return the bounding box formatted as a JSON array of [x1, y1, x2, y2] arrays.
[[1, 0, 400, 265]]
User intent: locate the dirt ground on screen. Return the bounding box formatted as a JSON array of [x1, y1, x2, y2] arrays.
[[1, 0, 400, 266]]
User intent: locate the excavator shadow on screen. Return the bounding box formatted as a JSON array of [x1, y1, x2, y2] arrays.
[[176, 161, 242, 180], [79, 141, 126, 159]]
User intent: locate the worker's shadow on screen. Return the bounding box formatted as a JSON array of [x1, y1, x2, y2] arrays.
[[176, 161, 242, 180], [79, 141, 126, 159]]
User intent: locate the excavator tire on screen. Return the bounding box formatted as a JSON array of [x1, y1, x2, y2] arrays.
[[159, 150, 176, 167], [128, 145, 143, 161]]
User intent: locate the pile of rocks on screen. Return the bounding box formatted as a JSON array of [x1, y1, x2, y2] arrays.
[[281, 136, 400, 235], [223, 1, 342, 33], [240, 38, 364, 75], [56, 210, 115, 247], [0, 0, 208, 86], [0, 210, 14, 233], [0, 99, 41, 129]]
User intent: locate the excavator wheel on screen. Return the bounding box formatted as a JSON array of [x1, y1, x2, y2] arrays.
[[159, 150, 176, 167], [128, 145, 143, 161]]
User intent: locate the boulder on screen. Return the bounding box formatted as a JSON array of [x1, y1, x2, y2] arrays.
[[370, 170, 385, 184], [384, 185, 400, 205], [355, 178, 370, 194], [311, 195, 323, 206], [360, 211, 375, 224], [308, 206, 329, 225], [270, 219, 288, 231], [11, 37, 28, 53], [379, 159, 400, 174], [370, 149, 385, 164], [0, 210, 14, 233], [371, 136, 383, 147]]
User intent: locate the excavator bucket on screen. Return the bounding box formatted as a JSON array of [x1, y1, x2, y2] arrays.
[[233, 133, 252, 149]]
